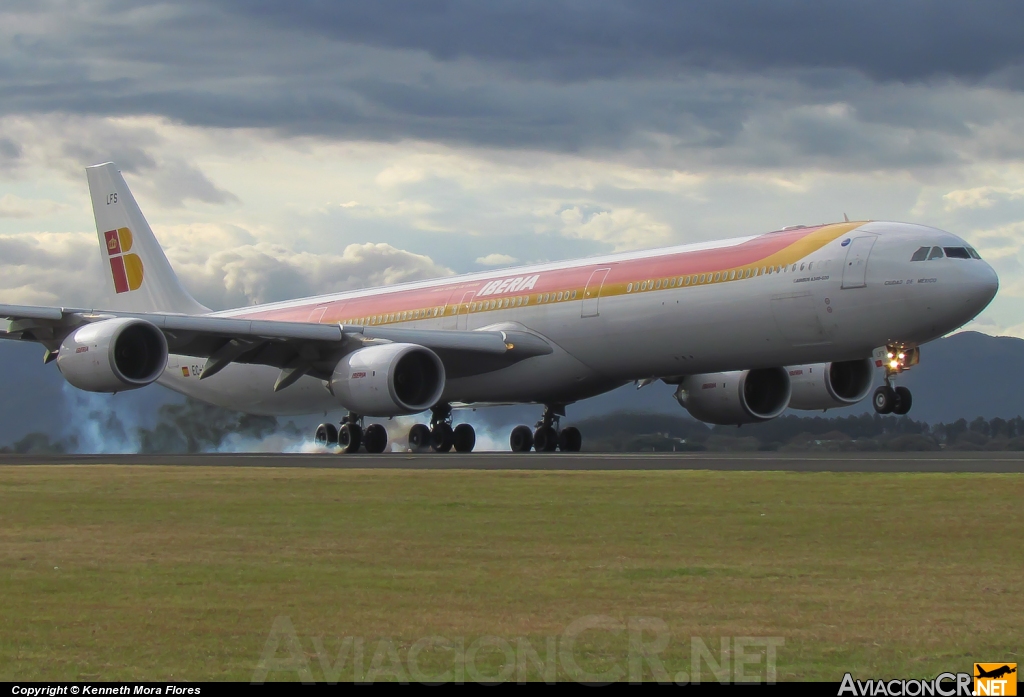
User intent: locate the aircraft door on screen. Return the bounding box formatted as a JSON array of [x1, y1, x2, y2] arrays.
[[454, 290, 476, 330], [841, 236, 877, 289], [308, 304, 331, 323], [581, 267, 612, 318]]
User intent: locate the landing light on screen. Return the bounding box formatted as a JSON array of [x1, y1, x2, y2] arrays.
[[890, 360, 899, 369]]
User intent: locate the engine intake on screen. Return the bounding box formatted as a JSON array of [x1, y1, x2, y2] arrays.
[[675, 367, 791, 425], [331, 343, 446, 416], [57, 317, 168, 393], [788, 358, 875, 410]]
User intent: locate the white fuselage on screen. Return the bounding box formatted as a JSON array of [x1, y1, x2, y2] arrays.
[[157, 221, 998, 416]]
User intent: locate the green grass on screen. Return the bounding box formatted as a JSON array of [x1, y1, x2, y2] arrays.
[[0, 466, 1020, 682]]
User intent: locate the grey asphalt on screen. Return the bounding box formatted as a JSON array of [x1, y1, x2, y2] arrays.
[[1, 451, 1023, 472]]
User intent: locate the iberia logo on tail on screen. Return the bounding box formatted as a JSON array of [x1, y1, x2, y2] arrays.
[[104, 227, 144, 293]]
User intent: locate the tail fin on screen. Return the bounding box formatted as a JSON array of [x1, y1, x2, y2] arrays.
[[87, 162, 209, 315]]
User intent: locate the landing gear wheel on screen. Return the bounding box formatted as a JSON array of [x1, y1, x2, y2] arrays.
[[315, 423, 338, 447], [534, 426, 558, 452], [893, 386, 913, 415], [873, 386, 896, 414], [453, 424, 476, 453], [431, 423, 454, 452], [510, 425, 534, 452], [559, 427, 582, 452], [338, 423, 362, 453], [409, 424, 431, 451], [363, 424, 388, 453]]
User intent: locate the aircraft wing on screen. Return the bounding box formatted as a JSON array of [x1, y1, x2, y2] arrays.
[[0, 304, 553, 384]]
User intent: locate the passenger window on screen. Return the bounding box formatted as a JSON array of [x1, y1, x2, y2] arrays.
[[627, 283, 633, 292], [655, 280, 661, 289], [944, 247, 971, 259], [800, 262, 805, 271], [684, 276, 690, 286], [729, 270, 736, 280], [910, 246, 929, 261], [807, 262, 812, 271], [713, 272, 720, 281], [571, 290, 577, 299], [928, 246, 944, 260], [967, 247, 981, 259]]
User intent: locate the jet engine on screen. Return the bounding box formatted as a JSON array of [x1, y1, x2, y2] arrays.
[[674, 367, 791, 425], [56, 317, 169, 393], [787, 358, 875, 411], [330, 343, 445, 417]]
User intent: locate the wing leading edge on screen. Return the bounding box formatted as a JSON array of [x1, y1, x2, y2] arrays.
[[0, 304, 553, 386]]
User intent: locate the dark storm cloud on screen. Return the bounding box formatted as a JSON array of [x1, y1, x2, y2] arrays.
[[213, 0, 1024, 83], [1, 1, 1022, 171]]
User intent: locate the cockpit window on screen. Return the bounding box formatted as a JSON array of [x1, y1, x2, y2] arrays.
[[943, 247, 971, 259], [967, 247, 982, 259], [927, 246, 944, 260], [910, 246, 929, 261]]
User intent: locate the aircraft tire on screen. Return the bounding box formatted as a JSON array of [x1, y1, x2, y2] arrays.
[[872, 386, 895, 414], [453, 423, 476, 453], [364, 423, 388, 453], [510, 425, 534, 452], [431, 423, 454, 453], [409, 424, 431, 451], [534, 426, 558, 452], [338, 423, 362, 453], [559, 427, 582, 452], [315, 423, 338, 447], [893, 386, 913, 415]]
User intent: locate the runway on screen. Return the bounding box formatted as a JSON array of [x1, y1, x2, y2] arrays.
[[2, 450, 1023, 472]]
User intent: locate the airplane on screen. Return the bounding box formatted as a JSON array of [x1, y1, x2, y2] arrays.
[[0, 162, 999, 453], [975, 665, 1016, 680]]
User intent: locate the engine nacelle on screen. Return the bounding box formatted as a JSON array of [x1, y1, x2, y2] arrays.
[[331, 343, 446, 417], [675, 367, 791, 425], [57, 317, 169, 393], [787, 358, 875, 410]]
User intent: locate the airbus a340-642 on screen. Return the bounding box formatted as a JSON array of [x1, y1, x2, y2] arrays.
[[0, 163, 999, 453]]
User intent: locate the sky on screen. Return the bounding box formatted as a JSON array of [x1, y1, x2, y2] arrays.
[[3, 1, 1024, 335]]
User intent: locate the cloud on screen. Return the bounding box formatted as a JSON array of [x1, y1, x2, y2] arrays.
[[0, 226, 453, 311], [204, 1, 1024, 84], [557, 205, 672, 251], [2, 2, 1024, 174], [944, 186, 1024, 211], [475, 253, 517, 266], [0, 194, 67, 219], [158, 231, 455, 309]]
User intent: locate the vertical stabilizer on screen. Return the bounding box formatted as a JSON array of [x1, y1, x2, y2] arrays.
[[86, 162, 208, 314]]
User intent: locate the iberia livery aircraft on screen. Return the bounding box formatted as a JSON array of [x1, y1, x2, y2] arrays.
[[0, 163, 1000, 453]]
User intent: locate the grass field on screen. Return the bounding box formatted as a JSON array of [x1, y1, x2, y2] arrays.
[[0, 465, 1020, 682]]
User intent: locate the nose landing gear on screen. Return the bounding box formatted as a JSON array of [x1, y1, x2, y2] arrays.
[[872, 345, 918, 415]]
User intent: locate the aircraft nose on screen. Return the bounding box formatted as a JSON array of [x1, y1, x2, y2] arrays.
[[965, 261, 999, 313]]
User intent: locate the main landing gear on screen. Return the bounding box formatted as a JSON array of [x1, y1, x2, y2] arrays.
[[315, 407, 477, 454], [314, 413, 389, 454], [509, 404, 582, 453], [872, 345, 919, 416], [408, 404, 476, 453]]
